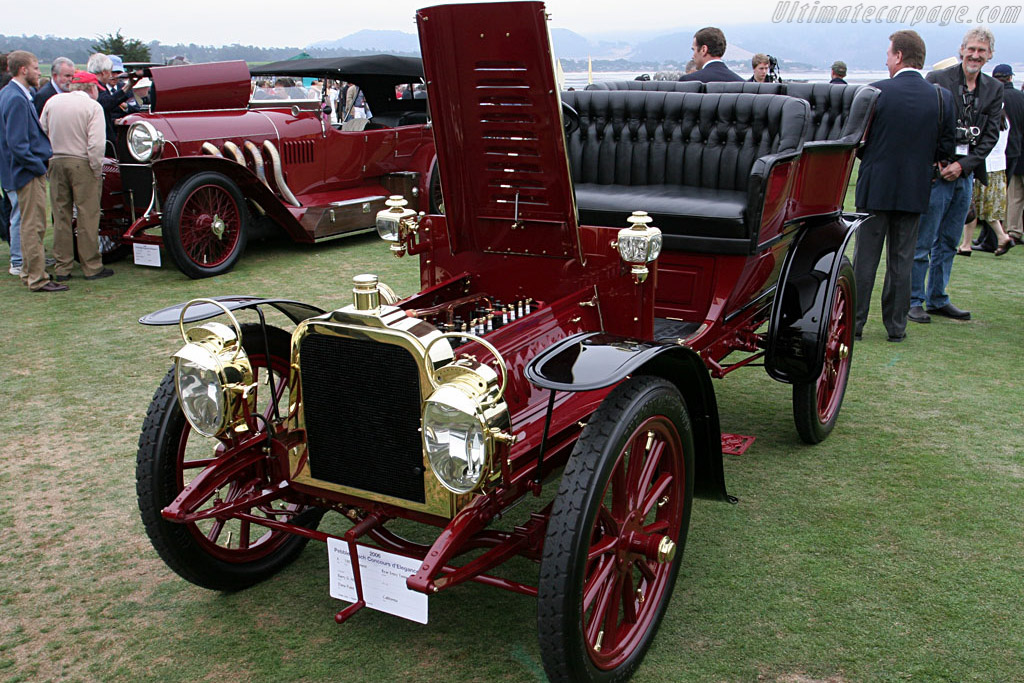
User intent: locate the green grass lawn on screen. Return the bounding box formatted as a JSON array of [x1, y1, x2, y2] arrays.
[[1, 195, 1021, 681]]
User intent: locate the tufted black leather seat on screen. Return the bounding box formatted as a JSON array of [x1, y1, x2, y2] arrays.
[[561, 90, 810, 253], [785, 83, 875, 143], [705, 82, 787, 95], [585, 80, 703, 93]]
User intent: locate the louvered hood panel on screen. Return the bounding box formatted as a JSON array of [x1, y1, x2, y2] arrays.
[[416, 2, 582, 260]]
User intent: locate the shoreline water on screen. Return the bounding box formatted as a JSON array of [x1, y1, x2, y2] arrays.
[[565, 70, 895, 87]]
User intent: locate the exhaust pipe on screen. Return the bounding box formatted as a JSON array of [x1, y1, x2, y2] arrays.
[[243, 141, 270, 190], [222, 141, 245, 166], [262, 140, 301, 207], [200, 142, 223, 157]]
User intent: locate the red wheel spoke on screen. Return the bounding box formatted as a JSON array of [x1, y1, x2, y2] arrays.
[[601, 575, 623, 651], [583, 555, 616, 611], [635, 557, 656, 584], [239, 519, 251, 549], [635, 439, 665, 505], [587, 534, 617, 562], [641, 471, 673, 517], [181, 457, 217, 471], [597, 505, 619, 536], [205, 518, 225, 544], [621, 572, 637, 624], [642, 519, 669, 535], [585, 571, 616, 644]]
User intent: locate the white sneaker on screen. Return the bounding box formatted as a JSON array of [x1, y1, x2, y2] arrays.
[[8, 265, 21, 276]]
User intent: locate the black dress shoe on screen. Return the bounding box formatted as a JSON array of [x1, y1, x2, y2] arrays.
[[854, 333, 862, 342], [33, 281, 69, 292], [887, 333, 906, 343], [926, 303, 971, 320], [908, 306, 931, 324], [55, 273, 72, 282], [84, 268, 114, 280]]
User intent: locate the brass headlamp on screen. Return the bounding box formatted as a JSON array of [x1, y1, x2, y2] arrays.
[[421, 334, 515, 494], [613, 211, 663, 283], [172, 300, 255, 438], [375, 195, 422, 257]]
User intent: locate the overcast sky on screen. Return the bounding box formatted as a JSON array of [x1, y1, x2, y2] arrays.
[[5, 0, 1015, 47]]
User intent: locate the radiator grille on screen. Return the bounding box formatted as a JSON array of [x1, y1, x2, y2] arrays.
[[299, 334, 425, 503]]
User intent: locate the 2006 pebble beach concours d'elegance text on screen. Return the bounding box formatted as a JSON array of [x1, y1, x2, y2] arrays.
[[136, 2, 878, 680]]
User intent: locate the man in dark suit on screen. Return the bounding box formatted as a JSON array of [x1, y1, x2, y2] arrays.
[[994, 64, 1024, 244], [854, 30, 955, 342], [679, 28, 744, 83], [909, 27, 1002, 323], [33, 57, 75, 116], [0, 50, 64, 291], [87, 53, 138, 145]]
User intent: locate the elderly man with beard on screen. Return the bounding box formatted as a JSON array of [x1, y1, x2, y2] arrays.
[[34, 56, 75, 115], [0, 51, 62, 291], [909, 27, 1002, 323]]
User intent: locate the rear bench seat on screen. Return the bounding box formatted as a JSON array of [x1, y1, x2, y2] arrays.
[[561, 89, 811, 254]]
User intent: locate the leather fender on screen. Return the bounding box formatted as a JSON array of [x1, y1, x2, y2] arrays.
[[765, 213, 864, 384], [526, 332, 731, 502], [139, 296, 326, 326]]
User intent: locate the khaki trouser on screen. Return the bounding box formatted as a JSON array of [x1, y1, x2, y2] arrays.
[[1006, 173, 1024, 242], [49, 156, 102, 277], [16, 175, 49, 290]]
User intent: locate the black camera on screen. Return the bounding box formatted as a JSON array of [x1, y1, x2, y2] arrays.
[[955, 125, 980, 146]]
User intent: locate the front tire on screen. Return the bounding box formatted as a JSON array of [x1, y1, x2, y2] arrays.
[[136, 324, 321, 591], [162, 171, 248, 279], [793, 256, 855, 444], [538, 376, 694, 682]]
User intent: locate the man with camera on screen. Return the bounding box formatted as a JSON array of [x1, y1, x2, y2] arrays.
[[909, 27, 1002, 323]]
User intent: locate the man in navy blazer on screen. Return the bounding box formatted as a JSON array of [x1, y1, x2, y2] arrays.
[[853, 30, 954, 341], [0, 50, 63, 291], [679, 28, 744, 83]]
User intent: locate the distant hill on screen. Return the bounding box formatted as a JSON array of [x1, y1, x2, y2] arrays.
[[6, 22, 1024, 72], [308, 30, 420, 54]]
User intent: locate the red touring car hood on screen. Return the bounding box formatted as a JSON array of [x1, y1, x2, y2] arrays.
[[149, 60, 251, 113], [416, 1, 581, 260]]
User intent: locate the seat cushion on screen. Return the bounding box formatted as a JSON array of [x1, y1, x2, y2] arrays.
[[575, 183, 748, 239]]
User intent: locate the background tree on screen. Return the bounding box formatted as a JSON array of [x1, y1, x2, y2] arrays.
[[92, 30, 150, 62]]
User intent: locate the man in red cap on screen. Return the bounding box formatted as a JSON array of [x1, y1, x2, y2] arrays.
[[39, 70, 112, 281]]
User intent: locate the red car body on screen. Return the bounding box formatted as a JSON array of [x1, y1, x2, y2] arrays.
[[101, 56, 438, 278]]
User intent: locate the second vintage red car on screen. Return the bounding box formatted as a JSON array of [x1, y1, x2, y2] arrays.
[[100, 56, 440, 278]]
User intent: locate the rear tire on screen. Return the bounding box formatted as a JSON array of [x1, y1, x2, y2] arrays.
[[793, 256, 855, 444]]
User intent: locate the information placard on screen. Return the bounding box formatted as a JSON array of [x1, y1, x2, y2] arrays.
[[133, 243, 161, 267], [327, 539, 428, 624]]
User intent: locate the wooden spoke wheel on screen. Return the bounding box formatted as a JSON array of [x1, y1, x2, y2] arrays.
[[793, 256, 855, 444], [163, 172, 248, 279], [539, 376, 694, 682]]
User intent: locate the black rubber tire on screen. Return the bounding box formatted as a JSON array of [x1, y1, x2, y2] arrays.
[[428, 158, 444, 215], [162, 171, 249, 279], [538, 376, 695, 682], [136, 324, 321, 591], [793, 256, 855, 444]]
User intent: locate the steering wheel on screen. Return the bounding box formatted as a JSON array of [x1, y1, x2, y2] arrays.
[[561, 102, 580, 136]]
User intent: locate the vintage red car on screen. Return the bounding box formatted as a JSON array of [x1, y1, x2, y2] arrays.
[[101, 56, 439, 278], [136, 2, 877, 680]]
